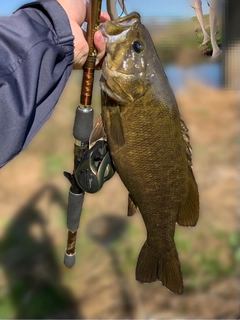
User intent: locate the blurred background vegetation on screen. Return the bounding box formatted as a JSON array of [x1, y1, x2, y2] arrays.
[[148, 14, 222, 64]]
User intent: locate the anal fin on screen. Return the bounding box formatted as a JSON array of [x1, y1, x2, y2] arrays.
[[128, 194, 138, 216]]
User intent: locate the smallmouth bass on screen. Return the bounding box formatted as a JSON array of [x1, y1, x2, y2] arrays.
[[92, 12, 199, 295]]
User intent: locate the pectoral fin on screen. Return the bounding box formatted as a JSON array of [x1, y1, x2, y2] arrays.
[[101, 91, 125, 148], [107, 106, 125, 148], [128, 194, 138, 216], [89, 114, 106, 144]]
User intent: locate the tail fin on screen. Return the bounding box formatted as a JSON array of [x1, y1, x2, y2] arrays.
[[136, 241, 183, 295]]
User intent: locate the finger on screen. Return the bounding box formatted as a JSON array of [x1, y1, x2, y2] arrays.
[[72, 23, 89, 69], [94, 30, 107, 66], [100, 11, 110, 22]]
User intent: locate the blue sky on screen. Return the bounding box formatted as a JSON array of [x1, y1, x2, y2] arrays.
[[1, 0, 209, 18]]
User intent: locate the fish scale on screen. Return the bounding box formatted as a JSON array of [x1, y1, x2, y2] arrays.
[[92, 12, 199, 294]]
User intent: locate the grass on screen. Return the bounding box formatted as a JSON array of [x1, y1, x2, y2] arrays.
[[72, 209, 238, 292], [0, 295, 14, 319], [76, 211, 238, 292], [175, 227, 239, 290], [44, 154, 69, 178]]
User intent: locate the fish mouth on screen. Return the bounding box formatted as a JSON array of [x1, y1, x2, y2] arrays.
[[99, 12, 142, 103], [100, 12, 140, 42], [111, 12, 141, 25]]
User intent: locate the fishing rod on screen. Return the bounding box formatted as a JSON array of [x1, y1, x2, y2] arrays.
[[63, 0, 114, 268]]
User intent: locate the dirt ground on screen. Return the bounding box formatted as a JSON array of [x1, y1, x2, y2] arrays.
[[0, 71, 239, 319]]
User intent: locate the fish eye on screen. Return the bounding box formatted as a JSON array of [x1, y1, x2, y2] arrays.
[[132, 41, 144, 53]]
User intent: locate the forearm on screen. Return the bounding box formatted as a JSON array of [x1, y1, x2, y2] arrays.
[[0, 0, 74, 167]]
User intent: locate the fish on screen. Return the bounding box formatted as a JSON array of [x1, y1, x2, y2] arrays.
[[91, 12, 199, 295]]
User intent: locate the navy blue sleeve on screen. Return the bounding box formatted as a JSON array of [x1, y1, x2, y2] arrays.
[[0, 0, 74, 167]]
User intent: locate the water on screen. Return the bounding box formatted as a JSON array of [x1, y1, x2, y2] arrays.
[[165, 62, 222, 92]]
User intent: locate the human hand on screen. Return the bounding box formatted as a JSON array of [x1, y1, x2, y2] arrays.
[[57, 0, 109, 69]]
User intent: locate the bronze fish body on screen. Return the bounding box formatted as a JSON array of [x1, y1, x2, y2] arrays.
[[93, 12, 199, 295]]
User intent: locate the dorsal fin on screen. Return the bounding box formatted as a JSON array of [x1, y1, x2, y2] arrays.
[[180, 118, 193, 167], [177, 118, 199, 227]]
